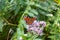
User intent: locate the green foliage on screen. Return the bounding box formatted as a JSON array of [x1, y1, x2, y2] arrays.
[[0, 17, 4, 32], [0, 0, 60, 40]]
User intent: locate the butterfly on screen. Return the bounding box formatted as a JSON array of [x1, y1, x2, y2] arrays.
[[24, 16, 36, 25]]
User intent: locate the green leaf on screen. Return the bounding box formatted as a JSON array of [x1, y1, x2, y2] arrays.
[[28, 12, 35, 17], [30, 9, 38, 15], [0, 18, 4, 32], [35, 38, 42, 40]]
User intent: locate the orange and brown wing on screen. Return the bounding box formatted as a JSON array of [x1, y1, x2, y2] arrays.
[[24, 17, 36, 25]]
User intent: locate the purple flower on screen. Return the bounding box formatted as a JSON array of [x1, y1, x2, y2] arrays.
[[39, 21, 46, 27], [27, 20, 46, 36], [32, 20, 40, 27], [37, 28, 43, 34]]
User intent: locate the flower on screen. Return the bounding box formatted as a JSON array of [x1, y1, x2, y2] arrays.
[[27, 20, 46, 36], [39, 21, 46, 27], [32, 20, 40, 27]]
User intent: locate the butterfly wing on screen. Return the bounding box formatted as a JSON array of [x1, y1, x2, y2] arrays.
[[24, 17, 36, 25]]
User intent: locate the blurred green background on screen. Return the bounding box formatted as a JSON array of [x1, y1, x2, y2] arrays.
[[0, 0, 60, 40]]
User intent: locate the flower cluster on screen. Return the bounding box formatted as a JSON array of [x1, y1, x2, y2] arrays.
[[27, 20, 46, 36]]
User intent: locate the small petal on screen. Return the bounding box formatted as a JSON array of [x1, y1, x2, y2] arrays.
[[39, 21, 46, 27], [37, 28, 43, 34], [32, 20, 40, 27]]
